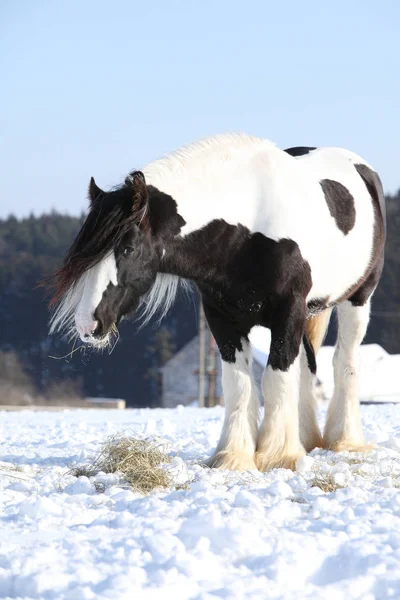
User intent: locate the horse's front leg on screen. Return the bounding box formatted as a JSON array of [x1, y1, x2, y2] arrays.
[[203, 298, 260, 471], [256, 297, 306, 471]]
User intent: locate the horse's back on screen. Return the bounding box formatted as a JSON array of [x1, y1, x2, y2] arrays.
[[147, 135, 383, 305]]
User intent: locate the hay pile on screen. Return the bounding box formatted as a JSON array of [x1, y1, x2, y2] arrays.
[[0, 461, 31, 482], [310, 471, 343, 493], [71, 435, 172, 494]]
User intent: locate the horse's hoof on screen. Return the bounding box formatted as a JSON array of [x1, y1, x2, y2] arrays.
[[255, 450, 305, 472], [206, 450, 257, 471], [323, 439, 375, 453]]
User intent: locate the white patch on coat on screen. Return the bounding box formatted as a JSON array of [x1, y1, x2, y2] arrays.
[[50, 253, 117, 342], [75, 253, 118, 340]]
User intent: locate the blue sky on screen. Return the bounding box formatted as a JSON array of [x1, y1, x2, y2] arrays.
[[1, 0, 399, 218]]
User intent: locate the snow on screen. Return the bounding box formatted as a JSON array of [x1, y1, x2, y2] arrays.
[[2, 404, 400, 599], [249, 326, 271, 368]]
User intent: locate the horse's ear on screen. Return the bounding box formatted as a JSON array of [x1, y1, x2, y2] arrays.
[[88, 177, 103, 206], [125, 171, 149, 224]]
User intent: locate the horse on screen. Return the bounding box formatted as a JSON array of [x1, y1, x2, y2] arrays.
[[47, 134, 386, 472]]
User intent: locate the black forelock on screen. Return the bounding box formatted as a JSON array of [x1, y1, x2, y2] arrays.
[[72, 187, 135, 260], [47, 185, 139, 305]]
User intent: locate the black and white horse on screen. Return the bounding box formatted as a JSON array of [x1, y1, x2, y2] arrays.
[[48, 134, 386, 471]]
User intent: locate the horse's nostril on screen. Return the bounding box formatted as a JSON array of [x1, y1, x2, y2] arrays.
[[92, 319, 102, 337], [76, 318, 99, 341]]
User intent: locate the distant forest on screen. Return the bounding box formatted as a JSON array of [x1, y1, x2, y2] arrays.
[[0, 190, 399, 407]]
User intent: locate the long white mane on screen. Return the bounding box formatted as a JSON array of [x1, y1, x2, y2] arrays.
[[143, 132, 272, 183]]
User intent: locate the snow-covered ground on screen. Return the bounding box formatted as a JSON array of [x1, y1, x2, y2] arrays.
[[2, 404, 400, 600]]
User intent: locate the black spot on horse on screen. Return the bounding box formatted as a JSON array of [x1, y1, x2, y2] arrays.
[[320, 179, 356, 235], [348, 164, 386, 307], [353, 164, 386, 239], [284, 146, 317, 157], [324, 164, 385, 308]]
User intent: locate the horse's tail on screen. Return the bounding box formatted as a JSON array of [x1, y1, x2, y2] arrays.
[[306, 308, 333, 354]]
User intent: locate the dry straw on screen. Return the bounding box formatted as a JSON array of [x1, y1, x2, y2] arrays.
[[70, 434, 172, 494]]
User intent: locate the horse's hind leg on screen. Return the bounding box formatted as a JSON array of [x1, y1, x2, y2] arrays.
[[323, 255, 384, 451], [323, 300, 371, 451], [299, 337, 323, 452], [299, 309, 332, 452]]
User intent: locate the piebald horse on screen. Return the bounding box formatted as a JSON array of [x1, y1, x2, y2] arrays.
[[48, 134, 386, 471]]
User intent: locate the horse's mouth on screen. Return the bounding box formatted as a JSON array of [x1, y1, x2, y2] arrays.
[[79, 333, 108, 346], [79, 324, 117, 348]]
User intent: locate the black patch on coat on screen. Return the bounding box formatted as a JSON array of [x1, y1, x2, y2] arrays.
[[320, 179, 356, 235], [163, 222, 312, 370], [348, 165, 386, 307], [349, 255, 384, 307], [266, 290, 310, 371], [302, 335, 317, 375], [202, 297, 246, 363], [330, 164, 386, 307], [147, 186, 186, 238], [284, 146, 317, 157], [354, 164, 386, 239]]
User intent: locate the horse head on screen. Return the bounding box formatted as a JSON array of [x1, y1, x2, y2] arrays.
[[47, 171, 183, 348]]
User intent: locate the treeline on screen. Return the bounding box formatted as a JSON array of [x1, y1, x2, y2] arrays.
[[368, 192, 400, 351], [0, 191, 399, 406]]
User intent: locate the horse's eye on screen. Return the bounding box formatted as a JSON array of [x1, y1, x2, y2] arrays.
[[123, 246, 134, 256]]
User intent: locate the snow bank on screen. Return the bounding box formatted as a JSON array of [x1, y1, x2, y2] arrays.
[[318, 344, 400, 402], [249, 326, 400, 403], [1, 404, 400, 599]]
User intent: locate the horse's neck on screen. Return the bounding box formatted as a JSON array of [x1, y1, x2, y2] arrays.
[[159, 219, 251, 287]]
